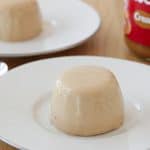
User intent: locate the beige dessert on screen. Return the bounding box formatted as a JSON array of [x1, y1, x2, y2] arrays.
[[0, 0, 42, 41], [51, 66, 124, 136]]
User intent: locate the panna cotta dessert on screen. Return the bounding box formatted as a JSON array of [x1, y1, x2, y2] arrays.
[[51, 66, 124, 136], [0, 0, 42, 41]]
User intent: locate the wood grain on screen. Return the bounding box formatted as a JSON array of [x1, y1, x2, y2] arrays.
[[0, 0, 149, 149]]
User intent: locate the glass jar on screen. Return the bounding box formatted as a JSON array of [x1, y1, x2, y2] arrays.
[[124, 0, 150, 59]]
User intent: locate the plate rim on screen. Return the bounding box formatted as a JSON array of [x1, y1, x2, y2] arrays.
[[7, 56, 150, 74]]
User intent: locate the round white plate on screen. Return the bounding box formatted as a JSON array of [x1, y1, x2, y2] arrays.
[[0, 0, 100, 57], [0, 56, 150, 150]]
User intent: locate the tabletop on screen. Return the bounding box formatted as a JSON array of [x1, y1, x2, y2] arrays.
[[0, 0, 149, 149]]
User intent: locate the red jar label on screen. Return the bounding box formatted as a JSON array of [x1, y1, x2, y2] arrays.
[[124, 0, 150, 46]]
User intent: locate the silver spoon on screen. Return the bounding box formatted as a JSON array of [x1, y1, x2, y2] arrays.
[[0, 62, 8, 77]]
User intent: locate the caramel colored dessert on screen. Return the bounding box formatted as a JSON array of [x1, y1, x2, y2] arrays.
[[51, 66, 124, 136], [0, 0, 42, 41]]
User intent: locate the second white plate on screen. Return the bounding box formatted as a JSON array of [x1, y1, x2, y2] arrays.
[[0, 0, 100, 57]]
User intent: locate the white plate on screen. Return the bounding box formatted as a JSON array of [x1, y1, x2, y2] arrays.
[[0, 56, 150, 150], [0, 0, 100, 57]]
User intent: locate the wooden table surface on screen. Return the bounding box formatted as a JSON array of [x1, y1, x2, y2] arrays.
[[0, 0, 149, 149]]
